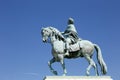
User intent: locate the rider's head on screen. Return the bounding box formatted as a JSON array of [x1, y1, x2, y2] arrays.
[[68, 17, 74, 24]]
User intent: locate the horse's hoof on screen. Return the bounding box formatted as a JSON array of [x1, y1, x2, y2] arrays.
[[53, 71, 58, 75], [62, 74, 66, 76], [86, 71, 90, 76]]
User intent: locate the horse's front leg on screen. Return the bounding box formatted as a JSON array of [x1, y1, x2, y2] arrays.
[[48, 57, 58, 75], [59, 55, 67, 76]]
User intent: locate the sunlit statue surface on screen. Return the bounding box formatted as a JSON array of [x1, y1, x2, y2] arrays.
[[41, 18, 107, 76]]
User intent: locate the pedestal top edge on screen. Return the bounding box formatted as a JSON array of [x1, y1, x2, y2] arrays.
[[44, 76, 112, 79]]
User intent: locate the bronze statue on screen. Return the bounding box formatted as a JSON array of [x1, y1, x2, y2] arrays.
[[41, 18, 107, 76]]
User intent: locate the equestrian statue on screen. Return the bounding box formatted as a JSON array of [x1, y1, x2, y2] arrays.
[[41, 18, 107, 76]]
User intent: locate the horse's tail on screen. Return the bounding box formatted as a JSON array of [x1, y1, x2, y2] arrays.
[[94, 44, 107, 75]]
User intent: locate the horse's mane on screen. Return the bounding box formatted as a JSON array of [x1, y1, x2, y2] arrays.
[[48, 27, 65, 41]]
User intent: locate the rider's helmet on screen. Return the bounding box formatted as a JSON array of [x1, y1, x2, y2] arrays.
[[68, 17, 74, 24]]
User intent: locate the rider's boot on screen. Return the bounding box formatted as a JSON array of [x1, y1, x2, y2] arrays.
[[65, 42, 69, 56]]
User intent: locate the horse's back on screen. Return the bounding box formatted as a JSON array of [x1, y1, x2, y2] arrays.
[[80, 40, 94, 55], [80, 40, 93, 46]]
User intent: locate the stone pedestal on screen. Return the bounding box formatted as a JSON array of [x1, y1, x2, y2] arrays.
[[44, 76, 112, 80]]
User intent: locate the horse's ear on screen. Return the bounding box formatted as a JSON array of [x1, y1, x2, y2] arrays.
[[41, 27, 44, 34], [41, 27, 44, 30]]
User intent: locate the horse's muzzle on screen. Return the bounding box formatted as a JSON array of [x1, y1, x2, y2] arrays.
[[42, 39, 47, 42]]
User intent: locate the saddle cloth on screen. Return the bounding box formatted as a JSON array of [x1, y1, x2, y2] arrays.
[[69, 42, 80, 52]]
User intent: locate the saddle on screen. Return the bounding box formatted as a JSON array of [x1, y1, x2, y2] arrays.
[[69, 41, 81, 52]]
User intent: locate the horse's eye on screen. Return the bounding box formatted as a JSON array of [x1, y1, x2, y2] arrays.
[[44, 30, 47, 32], [45, 30, 48, 32]]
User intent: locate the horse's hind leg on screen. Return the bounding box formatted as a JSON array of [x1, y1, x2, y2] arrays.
[[48, 57, 58, 75], [84, 55, 98, 76], [89, 58, 99, 76]]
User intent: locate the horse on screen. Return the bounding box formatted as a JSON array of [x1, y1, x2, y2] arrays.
[[41, 26, 107, 76]]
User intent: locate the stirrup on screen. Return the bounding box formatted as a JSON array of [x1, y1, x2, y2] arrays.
[[65, 51, 69, 56]]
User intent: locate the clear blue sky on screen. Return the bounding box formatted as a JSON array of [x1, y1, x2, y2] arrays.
[[0, 0, 120, 80]]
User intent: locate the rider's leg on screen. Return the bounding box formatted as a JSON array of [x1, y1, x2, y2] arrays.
[[65, 42, 69, 56], [64, 38, 70, 56]]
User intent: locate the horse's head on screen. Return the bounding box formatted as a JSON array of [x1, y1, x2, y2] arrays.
[[41, 27, 53, 42]]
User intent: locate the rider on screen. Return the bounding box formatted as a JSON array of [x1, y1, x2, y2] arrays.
[[63, 18, 80, 56]]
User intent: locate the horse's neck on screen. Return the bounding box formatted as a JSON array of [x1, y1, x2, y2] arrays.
[[49, 27, 61, 34], [49, 27, 64, 43], [50, 34, 57, 43]]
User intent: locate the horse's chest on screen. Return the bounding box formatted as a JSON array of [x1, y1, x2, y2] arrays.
[[52, 41, 64, 52]]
